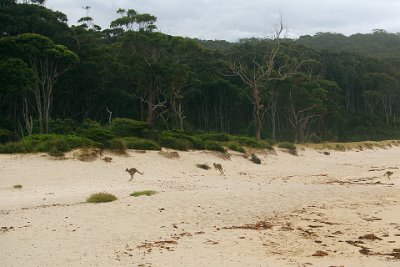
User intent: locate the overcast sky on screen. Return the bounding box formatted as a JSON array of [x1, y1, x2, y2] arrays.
[[45, 0, 400, 41]]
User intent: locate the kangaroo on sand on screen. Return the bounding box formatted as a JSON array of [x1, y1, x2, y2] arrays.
[[126, 168, 144, 181], [213, 163, 224, 175]]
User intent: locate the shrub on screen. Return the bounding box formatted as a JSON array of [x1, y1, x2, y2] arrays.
[[231, 135, 272, 149], [204, 141, 226, 152], [109, 118, 149, 137], [156, 130, 209, 151], [79, 119, 101, 129], [196, 163, 210, 170], [250, 153, 261, 164], [190, 137, 206, 150], [0, 129, 17, 144], [227, 142, 245, 153], [0, 142, 27, 153], [130, 190, 157, 197], [105, 138, 127, 154], [86, 192, 117, 203], [278, 142, 296, 151], [158, 131, 191, 151], [197, 133, 230, 142], [79, 127, 114, 144], [0, 134, 96, 155], [13, 184, 22, 189], [123, 137, 161, 150], [48, 119, 77, 134]]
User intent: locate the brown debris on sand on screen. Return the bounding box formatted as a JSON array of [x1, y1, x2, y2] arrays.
[[312, 250, 328, 257], [223, 221, 272, 230]]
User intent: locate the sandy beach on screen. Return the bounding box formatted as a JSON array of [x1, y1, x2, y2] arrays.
[[1, 146, 400, 266]]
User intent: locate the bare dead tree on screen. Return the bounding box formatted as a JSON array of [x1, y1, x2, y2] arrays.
[[227, 15, 308, 139], [105, 106, 112, 124], [287, 91, 320, 143]]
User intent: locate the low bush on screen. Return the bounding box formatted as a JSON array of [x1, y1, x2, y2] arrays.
[[130, 190, 157, 197], [87, 192, 117, 203], [230, 135, 272, 149], [123, 137, 161, 150], [109, 118, 149, 137], [0, 134, 96, 155], [78, 119, 101, 129], [105, 138, 127, 154], [0, 128, 17, 144], [226, 142, 245, 153], [204, 140, 226, 152], [48, 119, 77, 134], [197, 133, 230, 142], [278, 142, 296, 151], [79, 127, 114, 144], [13, 184, 22, 189]]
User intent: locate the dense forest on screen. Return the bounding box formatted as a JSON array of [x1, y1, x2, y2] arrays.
[[1, 1, 400, 147]]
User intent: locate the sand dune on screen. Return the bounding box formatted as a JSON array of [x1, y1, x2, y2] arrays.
[[1, 147, 400, 266]]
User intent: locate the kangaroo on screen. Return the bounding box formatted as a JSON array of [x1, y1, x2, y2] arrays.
[[213, 163, 224, 175], [384, 171, 393, 179], [125, 168, 144, 181]]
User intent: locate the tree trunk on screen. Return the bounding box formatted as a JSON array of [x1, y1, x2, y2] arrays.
[[146, 91, 154, 127], [253, 87, 262, 140]]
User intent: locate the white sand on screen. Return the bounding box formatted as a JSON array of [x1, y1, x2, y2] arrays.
[[1, 147, 400, 266]]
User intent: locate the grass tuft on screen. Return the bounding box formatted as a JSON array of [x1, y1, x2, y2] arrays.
[[13, 184, 22, 189], [86, 192, 117, 203], [130, 190, 157, 197]]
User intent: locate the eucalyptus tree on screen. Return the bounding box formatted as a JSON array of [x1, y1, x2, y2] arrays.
[[0, 58, 36, 134], [11, 34, 79, 133], [226, 21, 310, 139]]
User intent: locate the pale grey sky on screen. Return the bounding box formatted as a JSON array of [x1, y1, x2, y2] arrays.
[[45, 0, 400, 41]]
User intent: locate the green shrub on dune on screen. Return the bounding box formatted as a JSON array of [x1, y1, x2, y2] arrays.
[[204, 140, 226, 152], [0, 134, 96, 156], [109, 118, 149, 137], [278, 142, 296, 151], [197, 133, 230, 142], [227, 142, 246, 153], [123, 137, 161, 150], [79, 127, 114, 144]]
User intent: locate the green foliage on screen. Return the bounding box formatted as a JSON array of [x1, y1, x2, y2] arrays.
[[196, 163, 210, 170], [109, 118, 149, 137], [158, 132, 191, 151], [197, 133, 230, 142], [157, 130, 206, 151], [130, 190, 157, 197], [278, 142, 297, 151], [2, 3, 400, 146], [204, 140, 226, 152], [230, 135, 272, 149], [48, 119, 77, 134], [0, 134, 95, 155], [79, 127, 114, 144], [122, 137, 161, 150], [0, 129, 17, 144], [226, 142, 246, 153], [79, 119, 101, 129], [105, 138, 127, 154], [86, 193, 117, 203]]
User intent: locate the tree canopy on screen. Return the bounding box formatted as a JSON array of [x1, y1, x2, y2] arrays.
[[1, 2, 400, 142]]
